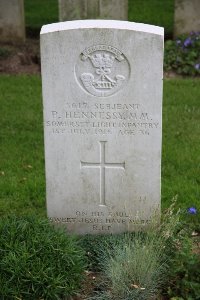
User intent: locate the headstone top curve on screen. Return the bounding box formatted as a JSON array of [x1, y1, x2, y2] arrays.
[[40, 20, 164, 36]]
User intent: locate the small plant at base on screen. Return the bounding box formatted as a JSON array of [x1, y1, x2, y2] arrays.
[[89, 198, 181, 300], [0, 215, 86, 299]]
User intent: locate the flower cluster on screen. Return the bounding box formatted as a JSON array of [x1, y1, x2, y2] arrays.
[[164, 31, 200, 76]]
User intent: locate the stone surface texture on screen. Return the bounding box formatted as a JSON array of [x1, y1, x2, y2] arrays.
[[0, 0, 25, 43], [41, 20, 164, 235], [174, 0, 200, 36], [58, 0, 128, 21]]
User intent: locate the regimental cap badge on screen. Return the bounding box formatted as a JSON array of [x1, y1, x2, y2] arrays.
[[75, 44, 130, 97]]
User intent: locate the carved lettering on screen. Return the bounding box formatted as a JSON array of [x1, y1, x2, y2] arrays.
[[46, 103, 159, 136]]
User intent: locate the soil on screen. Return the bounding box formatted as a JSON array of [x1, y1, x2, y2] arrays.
[[0, 39, 40, 75]]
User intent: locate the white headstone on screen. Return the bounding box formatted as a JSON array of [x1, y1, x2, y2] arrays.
[[174, 0, 200, 36], [0, 0, 25, 43], [41, 20, 164, 235], [58, 0, 128, 21]]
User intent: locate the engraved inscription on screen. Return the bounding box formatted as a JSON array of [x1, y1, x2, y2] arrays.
[[48, 198, 156, 232], [75, 45, 130, 97], [45, 101, 160, 136], [49, 207, 153, 232], [80, 141, 125, 206]]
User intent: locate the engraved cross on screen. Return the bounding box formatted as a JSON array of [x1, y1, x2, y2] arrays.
[[81, 141, 125, 206]]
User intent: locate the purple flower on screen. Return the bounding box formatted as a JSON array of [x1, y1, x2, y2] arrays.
[[187, 207, 197, 214], [195, 63, 200, 70], [184, 37, 192, 47]]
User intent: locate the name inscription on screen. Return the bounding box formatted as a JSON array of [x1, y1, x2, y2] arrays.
[[46, 101, 159, 136]]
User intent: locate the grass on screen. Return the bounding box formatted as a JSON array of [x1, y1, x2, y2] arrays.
[[162, 79, 200, 213], [24, 0, 174, 38], [0, 215, 86, 299], [0, 76, 45, 217], [24, 0, 58, 36], [0, 75, 199, 219]]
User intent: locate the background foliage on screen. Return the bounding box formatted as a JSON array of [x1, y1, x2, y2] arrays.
[[165, 32, 200, 76]]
